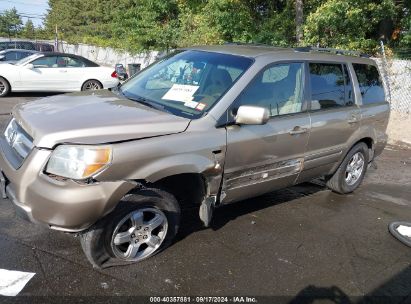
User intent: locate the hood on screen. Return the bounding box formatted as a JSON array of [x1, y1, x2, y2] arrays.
[[13, 90, 191, 148], [0, 63, 14, 67]]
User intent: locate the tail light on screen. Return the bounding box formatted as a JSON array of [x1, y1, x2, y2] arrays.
[[111, 71, 117, 78]]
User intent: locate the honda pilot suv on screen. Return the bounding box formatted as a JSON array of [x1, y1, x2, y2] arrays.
[[0, 45, 389, 267]]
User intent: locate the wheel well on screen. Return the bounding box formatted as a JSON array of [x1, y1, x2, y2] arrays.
[[351, 137, 374, 162], [0, 76, 11, 91], [357, 137, 373, 150], [82, 79, 103, 89], [149, 173, 207, 209]]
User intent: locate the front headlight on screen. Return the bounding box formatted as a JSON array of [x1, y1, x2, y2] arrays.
[[45, 145, 112, 180]]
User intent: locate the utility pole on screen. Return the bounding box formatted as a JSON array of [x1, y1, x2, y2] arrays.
[[296, 0, 304, 45], [54, 24, 58, 52]]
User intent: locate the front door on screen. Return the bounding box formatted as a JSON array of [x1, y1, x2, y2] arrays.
[[18, 55, 66, 91], [222, 62, 311, 204]]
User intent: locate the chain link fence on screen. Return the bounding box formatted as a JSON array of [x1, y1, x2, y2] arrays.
[[376, 58, 411, 116]]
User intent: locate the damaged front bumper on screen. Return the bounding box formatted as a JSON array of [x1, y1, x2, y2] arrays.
[[0, 145, 134, 232]]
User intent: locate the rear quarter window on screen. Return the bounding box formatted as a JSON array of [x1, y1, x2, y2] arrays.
[[353, 64, 386, 105]]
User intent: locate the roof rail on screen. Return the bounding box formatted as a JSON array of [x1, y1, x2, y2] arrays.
[[294, 46, 370, 58], [224, 41, 275, 47]]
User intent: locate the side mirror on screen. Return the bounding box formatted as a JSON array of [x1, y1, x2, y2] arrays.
[[0, 55, 5, 61], [25, 63, 34, 69], [235, 105, 270, 125]]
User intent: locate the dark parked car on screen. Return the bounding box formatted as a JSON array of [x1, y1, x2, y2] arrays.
[[0, 41, 54, 52], [0, 49, 38, 64]]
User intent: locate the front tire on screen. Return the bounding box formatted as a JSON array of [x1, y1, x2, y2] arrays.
[[80, 188, 180, 268], [326, 142, 369, 194], [81, 79, 103, 91], [0, 77, 10, 97]]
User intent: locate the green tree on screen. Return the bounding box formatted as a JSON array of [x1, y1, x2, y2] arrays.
[[22, 19, 35, 39], [112, 0, 180, 52], [42, 0, 410, 55], [0, 8, 23, 38], [303, 0, 396, 52], [45, 0, 117, 45]]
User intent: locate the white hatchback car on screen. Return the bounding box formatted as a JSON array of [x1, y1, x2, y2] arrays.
[[0, 52, 120, 97]]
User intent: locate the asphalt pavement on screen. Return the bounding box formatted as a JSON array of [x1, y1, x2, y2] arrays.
[[0, 92, 411, 303]]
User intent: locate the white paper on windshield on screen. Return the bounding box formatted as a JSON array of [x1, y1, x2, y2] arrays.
[[397, 225, 411, 237], [184, 100, 199, 109], [162, 84, 199, 102], [0, 269, 35, 296]]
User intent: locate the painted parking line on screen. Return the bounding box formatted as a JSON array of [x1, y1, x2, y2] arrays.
[[0, 269, 35, 296]]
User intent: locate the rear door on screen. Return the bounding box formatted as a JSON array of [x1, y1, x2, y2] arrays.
[[297, 62, 361, 183], [352, 63, 389, 157], [222, 62, 311, 203]]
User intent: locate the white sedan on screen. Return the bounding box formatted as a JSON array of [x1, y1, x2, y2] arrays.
[[0, 52, 120, 97]]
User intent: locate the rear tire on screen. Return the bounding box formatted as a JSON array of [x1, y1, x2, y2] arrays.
[[81, 79, 103, 91], [80, 188, 180, 268], [0, 77, 10, 97], [326, 142, 369, 194]]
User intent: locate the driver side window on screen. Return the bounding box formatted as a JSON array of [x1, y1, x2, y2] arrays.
[[31, 56, 57, 68], [236, 62, 305, 117]]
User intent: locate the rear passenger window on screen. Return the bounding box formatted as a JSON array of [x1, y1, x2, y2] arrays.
[[309, 63, 351, 110], [353, 64, 386, 105]]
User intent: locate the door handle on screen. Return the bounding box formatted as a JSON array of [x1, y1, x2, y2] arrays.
[[348, 112, 360, 124], [289, 127, 308, 135], [59, 70, 67, 73]]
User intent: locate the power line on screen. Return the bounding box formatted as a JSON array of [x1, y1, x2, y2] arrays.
[[0, 0, 48, 8], [0, 12, 45, 20], [0, 10, 46, 17]]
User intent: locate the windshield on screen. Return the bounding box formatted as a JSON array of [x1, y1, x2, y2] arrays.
[[15, 53, 41, 66], [119, 50, 253, 119]]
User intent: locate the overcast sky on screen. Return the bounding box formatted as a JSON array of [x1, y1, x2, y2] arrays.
[[0, 0, 49, 27]]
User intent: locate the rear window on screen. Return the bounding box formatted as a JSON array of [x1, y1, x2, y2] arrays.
[[353, 64, 385, 105]]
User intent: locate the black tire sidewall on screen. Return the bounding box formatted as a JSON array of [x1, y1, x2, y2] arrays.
[[81, 188, 180, 267], [338, 143, 369, 193], [0, 77, 10, 97]]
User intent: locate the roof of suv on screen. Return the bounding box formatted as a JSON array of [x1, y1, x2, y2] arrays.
[[187, 44, 376, 64]]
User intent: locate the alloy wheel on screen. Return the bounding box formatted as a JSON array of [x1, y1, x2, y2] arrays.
[[84, 81, 101, 90], [345, 152, 365, 186], [0, 81, 5, 94], [111, 208, 168, 261]]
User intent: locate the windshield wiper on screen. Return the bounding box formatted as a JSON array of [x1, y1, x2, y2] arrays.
[[126, 95, 172, 114]]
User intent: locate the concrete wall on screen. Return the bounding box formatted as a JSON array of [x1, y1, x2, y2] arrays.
[[0, 37, 163, 71], [58, 41, 164, 70]]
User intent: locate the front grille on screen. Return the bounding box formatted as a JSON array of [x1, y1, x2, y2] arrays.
[[2, 118, 34, 168]]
